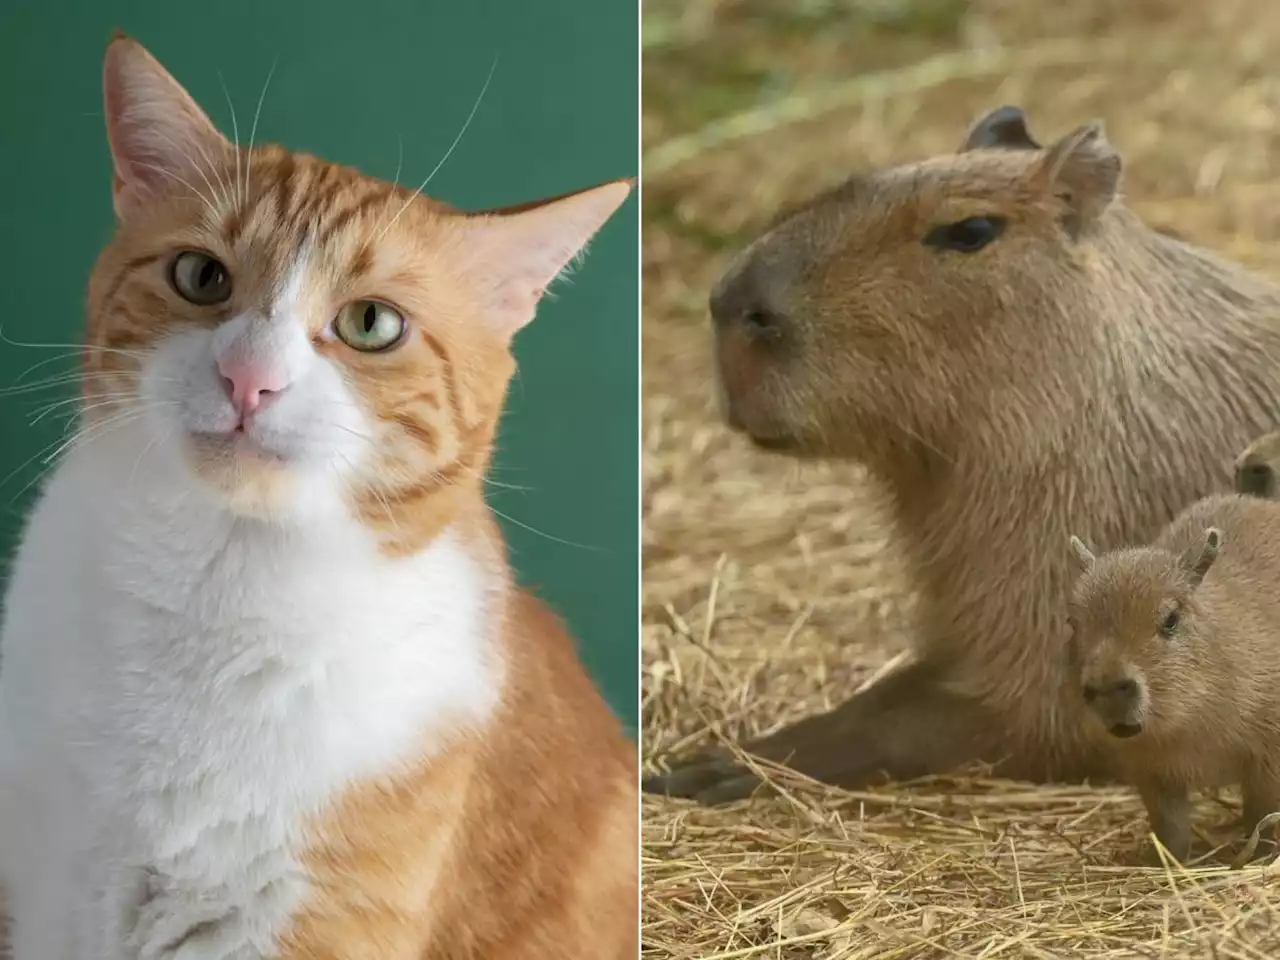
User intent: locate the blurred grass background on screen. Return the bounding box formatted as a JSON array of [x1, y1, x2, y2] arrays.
[[642, 1, 1280, 956]]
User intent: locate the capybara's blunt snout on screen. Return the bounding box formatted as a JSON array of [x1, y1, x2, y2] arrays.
[[1082, 677, 1137, 702], [1083, 676, 1144, 738]]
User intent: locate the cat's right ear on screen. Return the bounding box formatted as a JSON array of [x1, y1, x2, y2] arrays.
[[103, 34, 231, 220]]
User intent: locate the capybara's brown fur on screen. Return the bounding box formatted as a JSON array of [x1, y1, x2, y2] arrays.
[[1067, 494, 1280, 863], [643, 106, 1280, 805]]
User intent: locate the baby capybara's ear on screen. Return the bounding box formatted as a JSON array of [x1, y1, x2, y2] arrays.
[[958, 105, 1041, 153], [1025, 121, 1122, 237], [1069, 535, 1097, 571], [1182, 527, 1223, 589]]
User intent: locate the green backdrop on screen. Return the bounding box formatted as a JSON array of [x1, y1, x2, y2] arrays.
[[0, 2, 638, 730]]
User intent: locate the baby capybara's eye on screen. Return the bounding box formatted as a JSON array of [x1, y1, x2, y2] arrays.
[[923, 216, 1008, 253]]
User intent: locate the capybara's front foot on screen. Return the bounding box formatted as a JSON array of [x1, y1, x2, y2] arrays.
[[644, 661, 1042, 806], [642, 749, 766, 805]]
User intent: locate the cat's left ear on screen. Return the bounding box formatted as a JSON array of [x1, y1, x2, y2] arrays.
[[458, 179, 634, 339]]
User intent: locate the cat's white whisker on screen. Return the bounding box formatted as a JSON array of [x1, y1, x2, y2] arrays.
[[0, 375, 97, 399], [216, 69, 243, 209], [445, 456, 531, 493], [9, 354, 139, 388], [3, 406, 147, 504], [126, 424, 170, 491], [477, 475, 531, 493], [0, 369, 165, 399], [145, 128, 226, 213], [375, 54, 498, 242], [332, 450, 403, 537], [135, 161, 221, 221], [482, 502, 601, 553], [4, 396, 175, 497], [28, 393, 141, 425], [180, 125, 236, 211], [0, 327, 151, 355], [0, 432, 81, 493], [244, 57, 278, 205], [391, 132, 404, 192], [316, 418, 527, 494], [45, 406, 152, 463]]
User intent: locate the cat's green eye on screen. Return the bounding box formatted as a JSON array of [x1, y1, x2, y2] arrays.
[[170, 251, 232, 305], [334, 300, 407, 352]]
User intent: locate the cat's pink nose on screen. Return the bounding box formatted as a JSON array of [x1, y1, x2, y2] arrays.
[[217, 354, 290, 418]]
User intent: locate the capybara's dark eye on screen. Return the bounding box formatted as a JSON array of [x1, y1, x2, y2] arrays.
[[1159, 608, 1181, 637], [1236, 462, 1274, 498], [924, 216, 1007, 253]]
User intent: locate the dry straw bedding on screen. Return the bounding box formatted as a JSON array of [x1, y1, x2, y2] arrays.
[[642, 1, 1280, 956]]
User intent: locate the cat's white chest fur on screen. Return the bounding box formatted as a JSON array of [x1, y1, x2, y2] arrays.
[[0, 430, 503, 960]]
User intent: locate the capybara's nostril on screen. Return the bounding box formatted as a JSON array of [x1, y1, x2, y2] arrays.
[[1109, 721, 1143, 739], [741, 309, 781, 336], [1083, 684, 1099, 703], [1113, 678, 1138, 699]]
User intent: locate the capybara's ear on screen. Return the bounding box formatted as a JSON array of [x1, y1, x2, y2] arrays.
[[958, 105, 1041, 153], [1027, 121, 1122, 238], [1069, 535, 1096, 571], [1183, 527, 1223, 589]]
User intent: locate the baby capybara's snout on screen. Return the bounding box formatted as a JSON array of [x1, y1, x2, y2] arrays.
[[1082, 675, 1145, 738]]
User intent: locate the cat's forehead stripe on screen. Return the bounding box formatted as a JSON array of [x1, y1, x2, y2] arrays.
[[311, 189, 401, 250], [231, 151, 408, 285], [275, 158, 366, 241]]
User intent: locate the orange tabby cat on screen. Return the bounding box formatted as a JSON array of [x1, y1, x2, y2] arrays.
[[0, 34, 636, 960]]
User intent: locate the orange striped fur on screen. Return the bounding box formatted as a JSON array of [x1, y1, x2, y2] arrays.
[[280, 537, 638, 959]]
